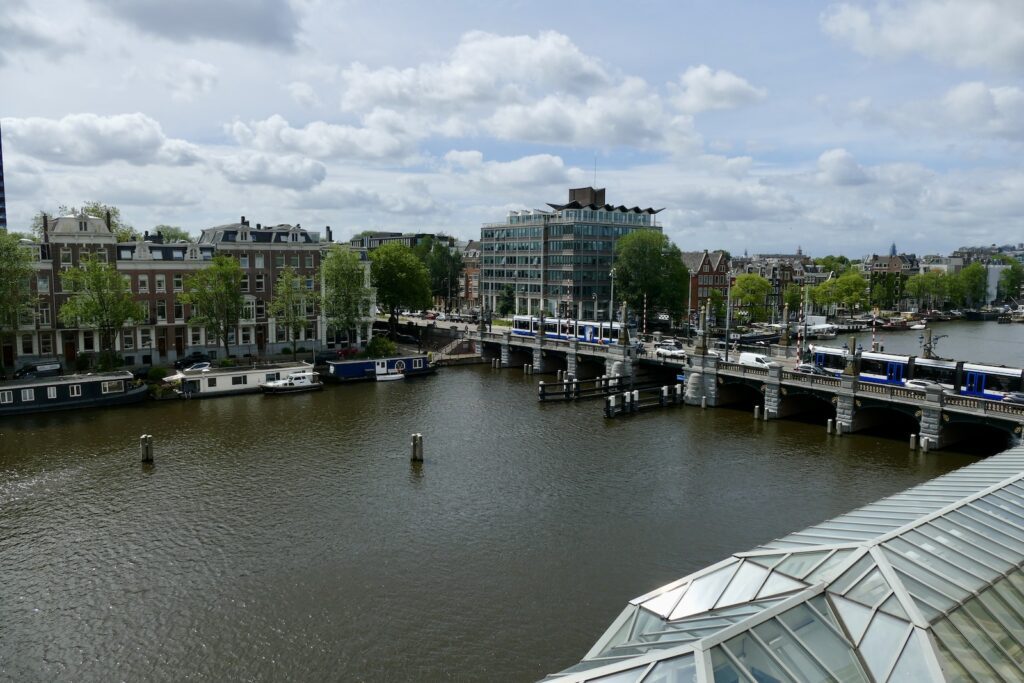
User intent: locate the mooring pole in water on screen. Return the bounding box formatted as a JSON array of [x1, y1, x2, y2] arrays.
[[921, 437, 930, 453], [910, 434, 917, 450], [140, 434, 153, 463], [826, 419, 834, 434], [411, 433, 423, 462]]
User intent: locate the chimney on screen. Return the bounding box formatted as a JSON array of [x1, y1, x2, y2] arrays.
[[105, 210, 112, 230], [256, 223, 261, 229], [42, 213, 49, 243], [326, 226, 333, 242], [241, 215, 247, 226]]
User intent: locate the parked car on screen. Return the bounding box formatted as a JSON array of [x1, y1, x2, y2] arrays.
[[1003, 392, 1024, 405], [904, 379, 943, 392], [793, 363, 830, 376], [183, 362, 212, 372], [738, 352, 780, 369], [657, 338, 684, 350], [655, 345, 687, 359], [13, 359, 63, 379], [174, 351, 212, 369]]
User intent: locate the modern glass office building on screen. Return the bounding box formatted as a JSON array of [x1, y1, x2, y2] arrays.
[[480, 187, 662, 319], [544, 445, 1024, 682]]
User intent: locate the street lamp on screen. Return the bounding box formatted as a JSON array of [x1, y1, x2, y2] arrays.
[[609, 267, 616, 323]]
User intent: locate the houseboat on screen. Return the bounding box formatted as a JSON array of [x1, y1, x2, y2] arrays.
[[260, 369, 323, 395], [0, 371, 148, 417], [164, 362, 314, 398], [325, 355, 435, 383]]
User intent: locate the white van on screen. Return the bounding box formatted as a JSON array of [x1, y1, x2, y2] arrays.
[[738, 352, 780, 370]]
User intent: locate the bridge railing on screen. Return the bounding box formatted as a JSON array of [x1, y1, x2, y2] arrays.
[[945, 394, 1024, 417], [719, 362, 768, 377], [855, 383, 924, 402], [780, 371, 841, 388]]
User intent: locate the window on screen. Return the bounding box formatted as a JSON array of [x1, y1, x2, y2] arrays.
[[255, 254, 264, 269], [156, 275, 166, 293], [69, 384, 81, 397], [207, 378, 217, 388], [157, 300, 167, 321], [47, 387, 57, 399], [37, 275, 49, 293], [61, 249, 72, 265], [140, 328, 152, 349], [242, 300, 255, 320], [265, 373, 279, 382], [0, 391, 11, 404], [256, 274, 265, 292], [21, 388, 35, 402], [292, 254, 300, 267], [190, 328, 202, 346], [174, 302, 184, 321], [39, 333, 53, 355], [256, 301, 265, 318], [241, 328, 252, 344], [305, 277, 314, 291], [241, 274, 249, 292], [138, 276, 149, 293], [101, 380, 125, 394], [275, 254, 284, 267], [78, 220, 88, 232], [21, 334, 33, 354], [83, 331, 94, 351], [239, 255, 249, 268], [413, 358, 423, 369], [36, 304, 50, 327], [232, 375, 247, 385], [123, 329, 135, 350], [305, 254, 313, 268], [173, 274, 183, 291], [95, 251, 107, 263]]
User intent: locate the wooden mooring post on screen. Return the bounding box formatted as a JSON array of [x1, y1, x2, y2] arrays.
[[139, 434, 154, 463], [410, 433, 424, 462]]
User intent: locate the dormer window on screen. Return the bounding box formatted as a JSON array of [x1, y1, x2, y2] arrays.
[[78, 221, 88, 232]]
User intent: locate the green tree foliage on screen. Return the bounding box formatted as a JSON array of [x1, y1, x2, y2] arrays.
[[152, 225, 192, 242], [0, 232, 37, 373], [733, 273, 771, 322], [813, 255, 851, 275], [418, 237, 464, 310], [869, 272, 906, 310], [957, 262, 989, 307], [269, 266, 316, 361], [612, 231, 689, 320], [33, 203, 136, 242], [370, 243, 431, 335], [322, 246, 372, 344], [707, 289, 726, 326], [365, 335, 397, 359], [905, 271, 948, 310], [782, 283, 803, 315], [497, 284, 515, 316], [59, 255, 146, 369], [180, 255, 244, 358], [996, 256, 1024, 300], [811, 279, 838, 309], [834, 270, 869, 311]]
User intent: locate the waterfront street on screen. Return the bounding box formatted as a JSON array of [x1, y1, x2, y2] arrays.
[[0, 365, 978, 681]]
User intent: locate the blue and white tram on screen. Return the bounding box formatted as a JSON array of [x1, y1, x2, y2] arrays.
[[809, 345, 847, 376], [511, 315, 629, 344], [960, 363, 1024, 400], [858, 351, 911, 385]]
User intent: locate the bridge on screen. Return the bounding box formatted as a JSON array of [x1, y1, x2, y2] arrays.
[[475, 329, 1024, 451]]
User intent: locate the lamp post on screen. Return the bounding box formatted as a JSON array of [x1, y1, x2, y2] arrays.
[[609, 267, 616, 323]]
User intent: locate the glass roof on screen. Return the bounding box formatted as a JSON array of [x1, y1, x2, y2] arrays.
[[543, 444, 1024, 682]]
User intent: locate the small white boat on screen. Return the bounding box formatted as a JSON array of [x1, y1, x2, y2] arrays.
[[260, 369, 324, 394], [909, 323, 927, 330], [376, 373, 405, 382]]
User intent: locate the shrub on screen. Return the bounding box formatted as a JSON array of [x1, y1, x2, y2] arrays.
[[365, 336, 396, 358], [147, 367, 169, 382], [281, 347, 292, 355], [217, 358, 236, 367], [74, 355, 91, 372]]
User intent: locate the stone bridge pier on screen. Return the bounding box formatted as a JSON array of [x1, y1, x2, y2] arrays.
[[684, 355, 719, 406]]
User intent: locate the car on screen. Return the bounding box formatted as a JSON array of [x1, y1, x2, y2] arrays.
[[13, 359, 63, 379], [183, 362, 212, 372], [424, 312, 437, 320], [738, 352, 780, 369], [1002, 392, 1024, 405], [393, 333, 419, 345], [174, 351, 211, 369], [904, 379, 942, 392], [793, 363, 830, 376], [655, 346, 687, 359], [436, 312, 447, 321], [656, 339, 684, 350]]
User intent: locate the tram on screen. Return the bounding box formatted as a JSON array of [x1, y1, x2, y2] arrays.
[[511, 315, 631, 344], [807, 345, 1024, 399]]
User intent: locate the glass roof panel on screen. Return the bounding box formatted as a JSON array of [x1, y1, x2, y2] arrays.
[[803, 549, 856, 584], [858, 610, 910, 681], [886, 537, 985, 591], [878, 594, 910, 621], [775, 550, 831, 580], [745, 553, 787, 569], [844, 568, 891, 607], [752, 618, 831, 682], [903, 528, 1003, 581], [716, 561, 770, 609], [929, 514, 1024, 558], [710, 646, 748, 683], [590, 665, 649, 683], [1004, 570, 1024, 598], [670, 564, 740, 620], [642, 585, 686, 619], [641, 654, 696, 683], [776, 604, 868, 681], [829, 555, 873, 594], [971, 498, 1024, 529], [882, 547, 970, 605], [724, 631, 792, 683], [598, 609, 639, 654], [831, 595, 873, 644], [807, 595, 842, 633], [991, 581, 1024, 623], [886, 629, 932, 683], [947, 609, 1023, 680], [955, 507, 1024, 550], [754, 572, 804, 600], [633, 608, 670, 641], [933, 635, 977, 683], [932, 618, 999, 681], [962, 594, 1024, 663]]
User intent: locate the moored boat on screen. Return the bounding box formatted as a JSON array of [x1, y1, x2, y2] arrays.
[[164, 361, 314, 398], [376, 372, 405, 382], [325, 355, 434, 382], [0, 370, 148, 417], [260, 369, 323, 394]]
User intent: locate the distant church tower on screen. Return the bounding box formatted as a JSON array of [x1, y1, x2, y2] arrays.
[[0, 121, 6, 231], [889, 242, 897, 256]]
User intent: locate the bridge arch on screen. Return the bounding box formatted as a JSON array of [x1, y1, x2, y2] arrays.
[[776, 389, 837, 424], [716, 377, 765, 409], [941, 416, 1021, 456], [849, 401, 921, 438]]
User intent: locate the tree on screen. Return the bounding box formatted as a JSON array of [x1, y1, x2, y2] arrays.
[[269, 266, 316, 360], [0, 232, 37, 374], [419, 237, 464, 311], [497, 284, 515, 317], [834, 270, 869, 311], [152, 225, 193, 242], [321, 246, 372, 346], [612, 231, 689, 320], [958, 262, 989, 307], [180, 255, 244, 359], [869, 272, 905, 310], [813, 255, 850, 275], [370, 243, 431, 336], [32, 203, 135, 242], [782, 283, 803, 314], [707, 289, 726, 327], [59, 255, 146, 369], [810, 279, 838, 312], [733, 273, 771, 322], [906, 271, 948, 311], [996, 256, 1024, 301]]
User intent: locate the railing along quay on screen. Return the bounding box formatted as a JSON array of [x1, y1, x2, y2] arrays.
[[604, 384, 685, 418]]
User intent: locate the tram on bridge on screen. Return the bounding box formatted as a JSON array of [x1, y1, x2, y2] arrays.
[[511, 315, 633, 345]]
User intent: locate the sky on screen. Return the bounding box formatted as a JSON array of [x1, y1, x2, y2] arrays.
[[2, 0, 1023, 257]]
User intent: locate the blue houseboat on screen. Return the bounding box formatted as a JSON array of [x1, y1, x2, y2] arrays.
[[325, 355, 435, 382], [0, 370, 149, 417]]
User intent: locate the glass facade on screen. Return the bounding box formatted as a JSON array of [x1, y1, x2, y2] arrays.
[[542, 446, 1024, 682]]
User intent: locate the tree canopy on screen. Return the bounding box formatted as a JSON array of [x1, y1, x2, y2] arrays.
[[370, 243, 431, 334], [612, 231, 689, 321], [813, 255, 851, 275], [152, 225, 193, 242], [180, 255, 244, 358], [59, 255, 146, 369], [733, 273, 771, 322], [996, 256, 1023, 301], [321, 246, 372, 344], [0, 232, 37, 372], [958, 262, 989, 307], [269, 266, 316, 360], [415, 237, 464, 310]]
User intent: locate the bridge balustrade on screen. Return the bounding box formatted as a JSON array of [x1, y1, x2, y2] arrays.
[[780, 372, 841, 387], [719, 362, 768, 377], [945, 394, 1024, 417]]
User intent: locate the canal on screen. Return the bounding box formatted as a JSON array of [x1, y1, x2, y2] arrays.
[[820, 319, 1024, 366], [0, 365, 985, 681]]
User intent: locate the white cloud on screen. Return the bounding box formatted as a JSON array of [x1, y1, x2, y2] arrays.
[[291, 182, 442, 215], [1, 113, 201, 166], [942, 82, 1024, 140], [0, 3, 80, 65], [215, 152, 326, 190], [286, 81, 321, 108], [163, 59, 219, 102], [227, 114, 417, 162], [339, 30, 609, 112], [444, 151, 570, 188], [672, 65, 767, 114], [822, 0, 1024, 72], [817, 148, 870, 185]]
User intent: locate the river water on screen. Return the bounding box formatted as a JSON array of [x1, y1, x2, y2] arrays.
[[0, 366, 985, 681], [820, 319, 1024, 366]]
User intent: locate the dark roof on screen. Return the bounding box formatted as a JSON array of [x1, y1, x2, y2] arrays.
[[546, 201, 663, 214]]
